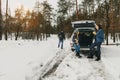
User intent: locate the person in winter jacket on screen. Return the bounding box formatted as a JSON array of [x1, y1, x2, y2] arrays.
[[58, 31, 65, 49], [88, 24, 104, 61], [72, 32, 82, 58]]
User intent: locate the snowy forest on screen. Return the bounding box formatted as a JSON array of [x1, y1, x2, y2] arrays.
[[0, 0, 120, 44], [1, 0, 120, 80]]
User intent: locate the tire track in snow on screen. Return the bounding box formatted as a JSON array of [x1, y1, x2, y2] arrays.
[[26, 48, 70, 80]]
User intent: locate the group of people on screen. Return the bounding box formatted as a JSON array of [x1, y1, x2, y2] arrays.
[[57, 24, 104, 61]]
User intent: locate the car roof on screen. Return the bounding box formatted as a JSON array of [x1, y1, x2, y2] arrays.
[[71, 20, 95, 24], [71, 20, 96, 28]]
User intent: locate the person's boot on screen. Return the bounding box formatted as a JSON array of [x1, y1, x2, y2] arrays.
[[78, 55, 82, 58], [95, 58, 100, 61], [76, 53, 82, 58]]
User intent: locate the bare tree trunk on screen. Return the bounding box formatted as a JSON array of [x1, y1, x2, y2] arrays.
[[0, 0, 2, 40], [5, 0, 8, 40], [105, 0, 110, 45], [75, 0, 79, 20], [37, 28, 39, 40], [15, 24, 20, 40]]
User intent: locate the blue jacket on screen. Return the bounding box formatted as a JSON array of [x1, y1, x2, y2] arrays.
[[95, 29, 104, 43]]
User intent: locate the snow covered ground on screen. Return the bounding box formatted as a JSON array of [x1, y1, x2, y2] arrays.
[[102, 45, 120, 80], [0, 35, 67, 80], [0, 35, 120, 80], [43, 45, 120, 80]]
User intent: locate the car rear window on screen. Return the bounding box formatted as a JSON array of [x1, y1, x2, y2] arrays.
[[74, 23, 95, 28]]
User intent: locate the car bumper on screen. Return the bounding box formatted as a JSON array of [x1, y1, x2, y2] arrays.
[[71, 46, 96, 51]]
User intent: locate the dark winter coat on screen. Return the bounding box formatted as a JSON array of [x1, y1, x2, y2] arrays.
[[58, 31, 65, 41]]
